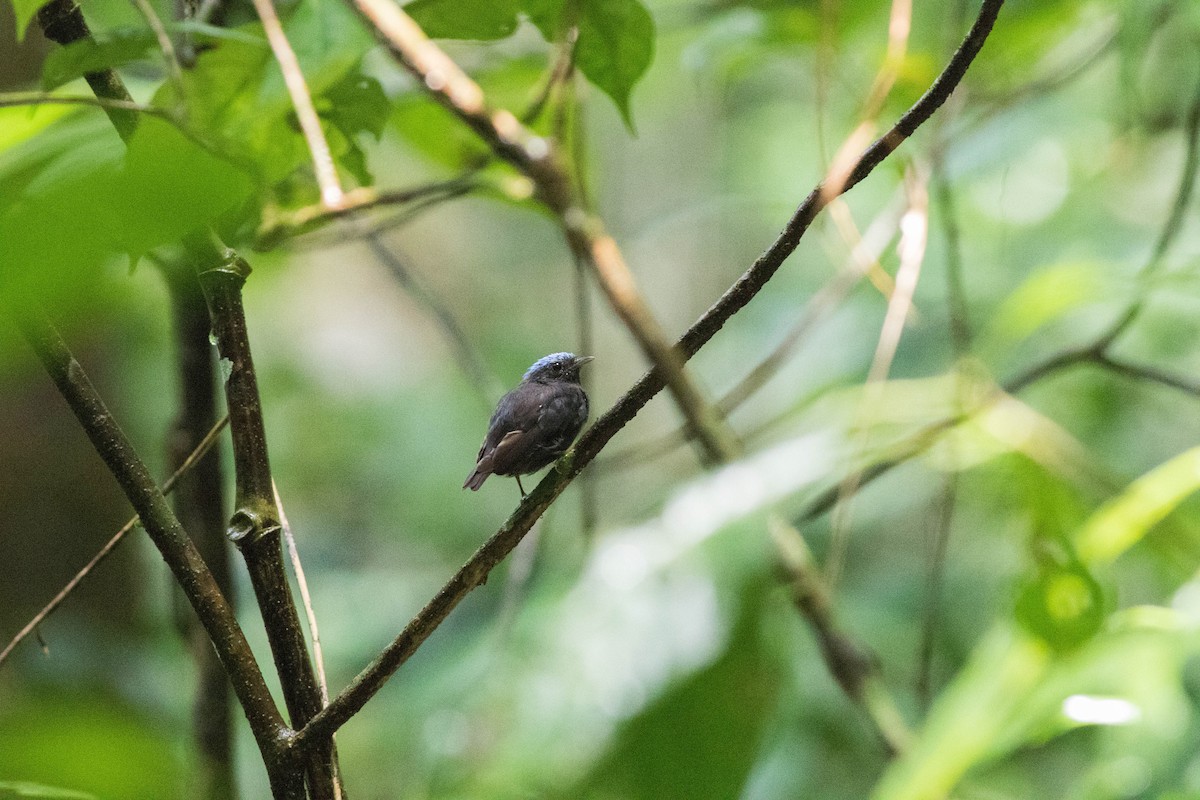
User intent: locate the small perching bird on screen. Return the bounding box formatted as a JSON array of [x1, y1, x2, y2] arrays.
[[463, 352, 593, 496]]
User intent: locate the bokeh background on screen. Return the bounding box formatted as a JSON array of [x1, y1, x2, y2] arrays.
[[4, 0, 1200, 797]]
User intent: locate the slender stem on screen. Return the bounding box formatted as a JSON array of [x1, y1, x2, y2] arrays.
[[364, 235, 502, 406], [250, 0, 344, 207], [0, 415, 229, 668], [291, 0, 1006, 751], [257, 176, 483, 248], [276, 483, 344, 800], [771, 516, 912, 754], [194, 248, 338, 799], [129, 0, 187, 102], [0, 92, 167, 117], [14, 311, 300, 797], [163, 263, 236, 800]]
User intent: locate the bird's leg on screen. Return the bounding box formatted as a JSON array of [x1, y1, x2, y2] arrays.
[[516, 475, 527, 498]]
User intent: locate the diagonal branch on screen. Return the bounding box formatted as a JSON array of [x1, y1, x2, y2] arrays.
[[250, 0, 344, 207], [12, 312, 295, 775], [289, 0, 1006, 754], [345, 0, 741, 463], [0, 415, 228, 668]]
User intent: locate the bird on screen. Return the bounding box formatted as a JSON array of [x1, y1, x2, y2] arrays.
[[464, 352, 593, 496]]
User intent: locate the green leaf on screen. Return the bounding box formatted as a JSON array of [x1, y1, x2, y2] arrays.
[[117, 116, 255, 255], [574, 0, 655, 129], [1075, 446, 1200, 566], [323, 73, 390, 140], [526, 0, 655, 130], [405, 0, 521, 40], [41, 30, 159, 91]]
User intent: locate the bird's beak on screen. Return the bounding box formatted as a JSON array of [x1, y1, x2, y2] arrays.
[[573, 355, 595, 368]]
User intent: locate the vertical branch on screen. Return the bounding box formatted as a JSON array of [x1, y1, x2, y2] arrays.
[[13, 310, 302, 800], [163, 263, 237, 800], [194, 248, 338, 800]]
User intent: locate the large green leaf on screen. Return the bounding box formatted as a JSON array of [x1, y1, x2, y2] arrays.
[[564, 592, 779, 799], [526, 0, 655, 129], [0, 114, 252, 299], [404, 0, 655, 128], [405, 0, 521, 39]]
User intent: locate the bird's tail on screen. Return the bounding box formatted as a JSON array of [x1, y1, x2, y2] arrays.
[[463, 469, 488, 491]]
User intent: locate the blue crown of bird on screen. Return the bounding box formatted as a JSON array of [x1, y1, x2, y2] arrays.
[[464, 352, 594, 496]]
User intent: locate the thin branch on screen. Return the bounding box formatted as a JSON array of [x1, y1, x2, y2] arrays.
[[250, 0, 344, 208], [12, 313, 300, 789], [129, 0, 187, 102], [257, 175, 484, 249], [162, 261, 235, 800], [345, 0, 742, 465], [275, 482, 344, 800], [294, 178, 480, 251], [1101, 66, 1200, 345], [194, 246, 337, 799], [828, 168, 930, 585], [1094, 353, 1200, 397], [0, 92, 169, 117], [289, 0, 1006, 752], [0, 415, 229, 668], [364, 235, 503, 406], [771, 515, 912, 755]]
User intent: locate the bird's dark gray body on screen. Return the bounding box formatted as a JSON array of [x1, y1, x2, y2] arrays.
[[464, 353, 592, 493]]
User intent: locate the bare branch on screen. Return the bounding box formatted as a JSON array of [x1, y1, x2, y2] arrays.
[[256, 175, 484, 248], [771, 516, 913, 755], [12, 313, 298, 786], [250, 0, 344, 207], [289, 0, 1005, 752], [0, 92, 168, 117], [194, 246, 337, 799], [129, 0, 187, 102], [0, 415, 229, 668]]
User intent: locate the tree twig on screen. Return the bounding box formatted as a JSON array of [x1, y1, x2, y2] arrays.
[[0, 92, 169, 117], [364, 234, 502, 406], [194, 246, 338, 799], [250, 0, 344, 207], [162, 262, 235, 800], [275, 482, 344, 800], [256, 175, 484, 248], [12, 311, 303, 797], [770, 515, 913, 755], [0, 414, 230, 668], [289, 0, 1006, 752]]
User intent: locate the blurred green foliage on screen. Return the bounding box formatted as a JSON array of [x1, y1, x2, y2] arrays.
[[4, 0, 1200, 798]]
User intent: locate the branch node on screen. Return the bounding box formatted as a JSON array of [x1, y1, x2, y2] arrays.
[[228, 506, 282, 548], [198, 251, 253, 285]]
